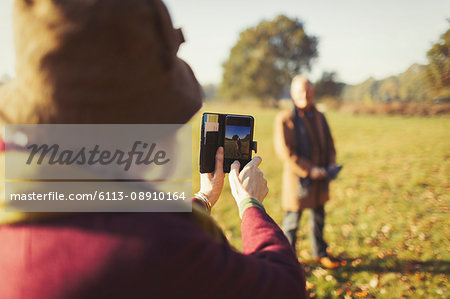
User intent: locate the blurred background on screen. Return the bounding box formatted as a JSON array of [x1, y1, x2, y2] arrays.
[[161, 0, 450, 114], [1, 0, 449, 298]]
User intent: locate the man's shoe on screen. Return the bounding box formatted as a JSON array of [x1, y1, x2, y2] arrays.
[[314, 256, 340, 269]]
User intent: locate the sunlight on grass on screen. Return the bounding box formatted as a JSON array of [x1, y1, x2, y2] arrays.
[[190, 101, 449, 298]]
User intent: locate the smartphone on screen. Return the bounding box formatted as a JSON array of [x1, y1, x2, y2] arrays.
[[200, 113, 256, 173]]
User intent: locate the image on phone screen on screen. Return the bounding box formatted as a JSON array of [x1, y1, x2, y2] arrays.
[[224, 125, 251, 160]]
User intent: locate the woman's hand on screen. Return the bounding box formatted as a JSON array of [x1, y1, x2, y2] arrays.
[[228, 156, 268, 205], [198, 147, 225, 208]]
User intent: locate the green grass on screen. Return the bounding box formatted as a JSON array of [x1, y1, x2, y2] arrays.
[[190, 101, 449, 298]]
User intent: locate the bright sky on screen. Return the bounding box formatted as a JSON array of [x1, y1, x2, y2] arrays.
[[225, 125, 251, 139], [0, 0, 448, 85]]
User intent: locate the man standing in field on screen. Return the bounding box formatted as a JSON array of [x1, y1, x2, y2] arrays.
[[274, 75, 340, 269]]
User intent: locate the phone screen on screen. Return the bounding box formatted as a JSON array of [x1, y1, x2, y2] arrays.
[[224, 125, 251, 160], [224, 116, 253, 164]]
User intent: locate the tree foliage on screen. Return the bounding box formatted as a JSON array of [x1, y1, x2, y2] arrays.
[[426, 25, 450, 97], [341, 64, 431, 103], [314, 71, 345, 99], [220, 15, 318, 102]]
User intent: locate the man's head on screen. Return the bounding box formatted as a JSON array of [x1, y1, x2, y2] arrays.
[[290, 75, 315, 109]]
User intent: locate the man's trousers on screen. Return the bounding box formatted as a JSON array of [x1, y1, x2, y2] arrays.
[[281, 205, 328, 258]]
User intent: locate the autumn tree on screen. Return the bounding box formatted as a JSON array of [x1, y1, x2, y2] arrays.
[[220, 15, 318, 102], [426, 24, 450, 97]]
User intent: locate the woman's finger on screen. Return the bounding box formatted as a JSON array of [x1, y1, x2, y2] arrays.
[[214, 146, 224, 176]]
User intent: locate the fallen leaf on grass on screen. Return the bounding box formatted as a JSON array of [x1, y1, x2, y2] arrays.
[[345, 289, 353, 298], [305, 281, 315, 290], [354, 290, 369, 297], [415, 272, 425, 281], [381, 224, 392, 234], [351, 258, 362, 266]]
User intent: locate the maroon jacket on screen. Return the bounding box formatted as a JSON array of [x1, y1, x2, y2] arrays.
[[0, 203, 307, 298]]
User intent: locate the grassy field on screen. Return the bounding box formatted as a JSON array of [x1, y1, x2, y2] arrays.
[[190, 101, 449, 298]]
